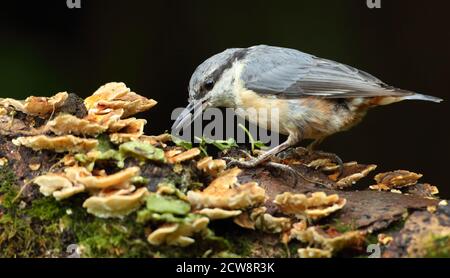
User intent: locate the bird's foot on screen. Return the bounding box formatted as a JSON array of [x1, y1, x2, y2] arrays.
[[223, 149, 335, 188], [266, 161, 299, 187], [223, 150, 266, 168], [269, 161, 338, 188], [223, 150, 299, 186]]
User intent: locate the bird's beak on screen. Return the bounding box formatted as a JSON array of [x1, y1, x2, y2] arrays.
[[171, 98, 208, 132]]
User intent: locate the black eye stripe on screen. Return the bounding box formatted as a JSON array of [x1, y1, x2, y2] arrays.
[[194, 48, 249, 100], [208, 48, 248, 84]]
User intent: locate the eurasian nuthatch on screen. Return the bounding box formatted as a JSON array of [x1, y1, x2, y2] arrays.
[[173, 45, 442, 168]]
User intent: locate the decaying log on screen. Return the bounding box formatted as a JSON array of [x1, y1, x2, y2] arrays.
[[0, 84, 448, 258]]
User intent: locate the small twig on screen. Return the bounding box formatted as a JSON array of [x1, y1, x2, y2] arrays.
[[12, 178, 35, 204]]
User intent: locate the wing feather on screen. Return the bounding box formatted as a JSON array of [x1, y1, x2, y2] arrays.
[[242, 45, 414, 98]]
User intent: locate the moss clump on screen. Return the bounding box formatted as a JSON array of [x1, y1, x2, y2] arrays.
[[330, 219, 356, 234], [0, 167, 65, 257], [423, 234, 450, 258], [67, 210, 152, 258], [0, 166, 20, 209], [26, 197, 66, 221], [0, 214, 64, 257], [0, 167, 237, 258]]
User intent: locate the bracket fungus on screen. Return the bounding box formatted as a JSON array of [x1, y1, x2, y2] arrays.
[[13, 135, 98, 153], [187, 168, 266, 210], [289, 225, 365, 256], [196, 156, 226, 177], [0, 92, 68, 118], [274, 192, 346, 221], [109, 118, 147, 144], [138, 134, 171, 147], [83, 187, 149, 218], [234, 207, 291, 233], [34, 174, 85, 201], [84, 82, 157, 118], [332, 162, 377, 188], [166, 147, 201, 164], [67, 166, 141, 190], [309, 159, 377, 188], [84, 108, 124, 128], [147, 216, 210, 247], [47, 114, 107, 136], [297, 247, 332, 258], [196, 208, 242, 220], [370, 170, 423, 191]]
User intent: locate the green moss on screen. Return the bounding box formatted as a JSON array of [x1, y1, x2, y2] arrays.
[[0, 168, 68, 257], [71, 216, 151, 258], [0, 165, 281, 258], [330, 219, 356, 234], [365, 233, 379, 246], [423, 234, 450, 258], [26, 197, 66, 221], [0, 166, 150, 257], [385, 219, 406, 233], [0, 166, 20, 209], [0, 207, 64, 258], [287, 241, 304, 258]]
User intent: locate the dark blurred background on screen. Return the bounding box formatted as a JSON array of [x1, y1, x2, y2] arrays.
[[0, 0, 448, 196]]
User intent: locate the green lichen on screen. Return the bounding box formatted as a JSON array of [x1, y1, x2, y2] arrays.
[[173, 135, 238, 155], [156, 182, 188, 200], [119, 141, 166, 162], [143, 193, 190, 215], [96, 134, 115, 152], [75, 137, 168, 170]]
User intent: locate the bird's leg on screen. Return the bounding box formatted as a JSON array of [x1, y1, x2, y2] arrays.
[[223, 134, 337, 188], [225, 133, 299, 168], [307, 138, 344, 177]]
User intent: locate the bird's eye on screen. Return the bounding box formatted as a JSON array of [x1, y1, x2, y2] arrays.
[[203, 80, 215, 91]]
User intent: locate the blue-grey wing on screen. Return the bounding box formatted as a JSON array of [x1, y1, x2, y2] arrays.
[[241, 45, 413, 98]]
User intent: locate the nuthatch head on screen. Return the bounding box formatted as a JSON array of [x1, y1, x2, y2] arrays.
[[173, 45, 442, 168]]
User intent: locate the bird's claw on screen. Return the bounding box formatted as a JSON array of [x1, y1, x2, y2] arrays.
[[266, 161, 299, 187], [222, 150, 263, 168], [222, 156, 260, 168]]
